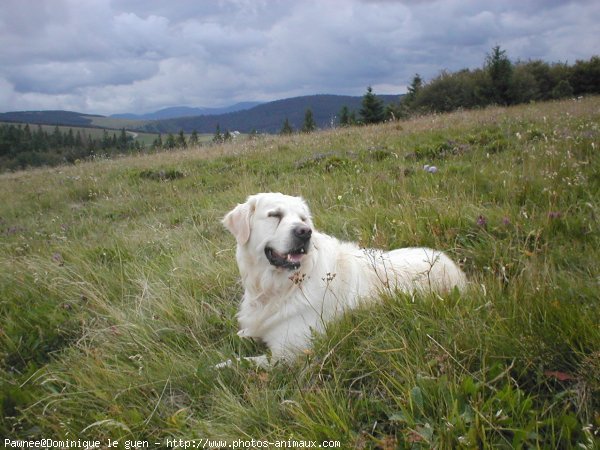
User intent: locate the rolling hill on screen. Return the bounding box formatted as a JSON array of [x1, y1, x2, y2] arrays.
[[0, 110, 103, 127], [137, 94, 401, 133], [110, 102, 263, 120], [0, 94, 402, 134]]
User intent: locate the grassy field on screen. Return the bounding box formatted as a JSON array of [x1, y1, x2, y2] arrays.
[[1, 98, 598, 449]]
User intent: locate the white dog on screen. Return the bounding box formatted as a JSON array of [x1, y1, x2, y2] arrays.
[[221, 192, 467, 367]]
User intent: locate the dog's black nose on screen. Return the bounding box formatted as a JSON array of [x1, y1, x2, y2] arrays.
[[293, 224, 312, 241]]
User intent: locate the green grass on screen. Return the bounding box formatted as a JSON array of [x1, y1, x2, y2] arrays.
[[1, 98, 599, 449]]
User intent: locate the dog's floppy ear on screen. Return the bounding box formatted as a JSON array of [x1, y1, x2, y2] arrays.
[[222, 197, 256, 245]]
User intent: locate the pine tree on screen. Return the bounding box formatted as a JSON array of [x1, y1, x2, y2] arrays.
[[349, 110, 357, 125], [359, 86, 385, 124], [485, 46, 513, 105], [280, 118, 293, 135], [405, 74, 423, 107], [213, 124, 223, 143], [165, 133, 176, 149], [118, 128, 128, 150], [52, 126, 63, 148], [302, 108, 316, 133], [339, 106, 350, 126], [66, 129, 76, 147], [87, 134, 96, 152], [75, 130, 83, 148], [101, 130, 111, 149], [177, 130, 187, 147], [152, 133, 163, 149], [189, 130, 199, 146], [33, 125, 47, 151]]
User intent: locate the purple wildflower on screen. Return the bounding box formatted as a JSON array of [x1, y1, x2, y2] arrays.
[[548, 211, 562, 219], [52, 252, 64, 266]]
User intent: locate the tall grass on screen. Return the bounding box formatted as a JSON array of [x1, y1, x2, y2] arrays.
[[1, 98, 599, 448]]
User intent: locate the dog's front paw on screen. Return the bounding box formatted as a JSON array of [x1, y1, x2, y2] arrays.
[[213, 355, 271, 369], [214, 359, 233, 369]]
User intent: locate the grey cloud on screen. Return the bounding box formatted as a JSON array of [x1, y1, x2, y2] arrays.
[[0, 0, 598, 114], [8, 60, 160, 94]]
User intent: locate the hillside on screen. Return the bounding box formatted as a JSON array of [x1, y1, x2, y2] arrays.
[[0, 110, 103, 127], [138, 94, 401, 133], [1, 97, 598, 448], [110, 102, 263, 120], [0, 94, 401, 134]]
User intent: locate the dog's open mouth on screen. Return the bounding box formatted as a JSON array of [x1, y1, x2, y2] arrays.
[[265, 244, 309, 270]]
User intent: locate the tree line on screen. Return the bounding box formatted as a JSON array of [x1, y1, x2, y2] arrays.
[[0, 124, 144, 171], [339, 48, 599, 125], [151, 129, 200, 149], [0, 123, 209, 171], [278, 108, 317, 135]]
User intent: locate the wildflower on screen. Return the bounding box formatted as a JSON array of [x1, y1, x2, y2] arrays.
[[548, 211, 562, 219], [502, 217, 511, 226], [427, 166, 438, 173], [52, 252, 64, 266], [476, 215, 487, 227]]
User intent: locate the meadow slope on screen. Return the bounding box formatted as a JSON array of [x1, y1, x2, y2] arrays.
[[1, 98, 599, 449]]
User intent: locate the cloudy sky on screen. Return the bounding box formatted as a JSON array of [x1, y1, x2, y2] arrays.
[[1, 0, 598, 115]]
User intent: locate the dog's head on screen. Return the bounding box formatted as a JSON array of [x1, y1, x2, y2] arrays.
[[223, 193, 314, 271]]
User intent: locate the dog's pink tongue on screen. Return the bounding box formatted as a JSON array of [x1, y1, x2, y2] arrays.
[[287, 253, 303, 263]]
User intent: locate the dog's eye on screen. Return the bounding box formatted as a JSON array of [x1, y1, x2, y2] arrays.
[[268, 211, 283, 221]]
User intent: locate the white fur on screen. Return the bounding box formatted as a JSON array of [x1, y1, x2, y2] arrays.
[[222, 193, 467, 365]]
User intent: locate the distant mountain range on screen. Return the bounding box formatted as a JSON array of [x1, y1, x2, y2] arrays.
[[0, 110, 103, 127], [140, 94, 401, 134], [0, 94, 402, 134], [110, 102, 263, 120]]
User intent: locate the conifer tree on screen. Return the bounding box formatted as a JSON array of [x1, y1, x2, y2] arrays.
[[118, 128, 128, 150], [339, 106, 350, 126], [405, 74, 423, 107], [280, 118, 293, 135], [52, 126, 63, 147], [359, 86, 385, 124], [213, 124, 223, 143], [302, 108, 316, 133], [485, 46, 513, 105], [152, 133, 163, 149], [165, 133, 176, 149], [75, 130, 83, 148], [189, 130, 199, 146], [349, 110, 357, 125], [177, 130, 187, 147]]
